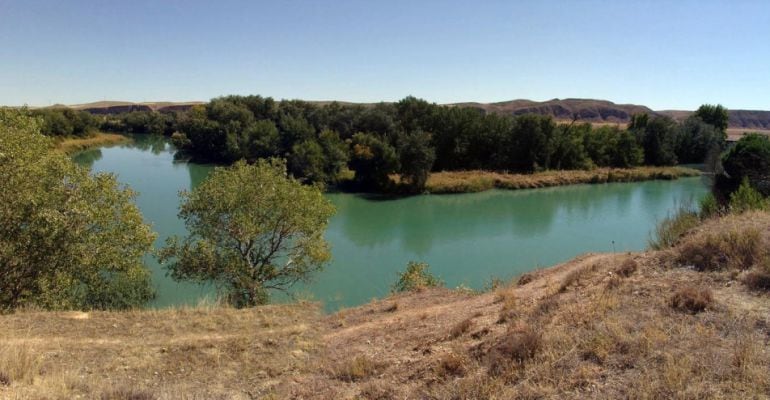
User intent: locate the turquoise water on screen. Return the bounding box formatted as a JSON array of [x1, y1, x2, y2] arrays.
[[74, 135, 709, 310]]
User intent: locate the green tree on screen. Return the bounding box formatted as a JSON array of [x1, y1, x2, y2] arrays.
[[716, 133, 770, 200], [694, 104, 729, 133], [632, 115, 678, 166], [0, 109, 155, 311], [158, 159, 335, 307], [398, 130, 436, 192], [675, 116, 725, 164], [349, 132, 400, 190]]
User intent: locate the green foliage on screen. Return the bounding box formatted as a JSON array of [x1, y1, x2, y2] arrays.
[[694, 104, 729, 133], [716, 133, 770, 200], [649, 202, 701, 250], [31, 108, 99, 137], [729, 178, 768, 213], [158, 159, 335, 307], [675, 116, 725, 164], [349, 132, 399, 190], [391, 261, 442, 293], [398, 130, 436, 192], [0, 109, 155, 311], [699, 193, 721, 218], [631, 115, 678, 166]]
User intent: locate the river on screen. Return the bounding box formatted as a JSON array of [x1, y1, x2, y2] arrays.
[[73, 135, 709, 310]]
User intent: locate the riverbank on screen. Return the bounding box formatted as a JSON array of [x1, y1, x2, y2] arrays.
[[423, 166, 701, 194], [54, 132, 130, 154], [2, 211, 769, 399]]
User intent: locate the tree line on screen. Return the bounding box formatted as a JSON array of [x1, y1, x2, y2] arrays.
[[33, 97, 728, 192]]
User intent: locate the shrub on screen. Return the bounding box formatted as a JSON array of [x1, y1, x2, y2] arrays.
[[729, 178, 768, 213], [676, 227, 764, 271], [391, 261, 442, 293], [383, 302, 398, 312], [699, 193, 722, 218], [487, 324, 541, 375], [744, 265, 770, 291], [101, 389, 156, 400], [517, 272, 535, 286], [450, 318, 474, 338], [558, 269, 586, 293], [615, 259, 638, 278], [649, 203, 701, 250], [333, 355, 384, 382], [497, 292, 518, 324], [670, 286, 713, 314], [0, 371, 9, 386], [435, 353, 468, 378], [716, 133, 770, 199]]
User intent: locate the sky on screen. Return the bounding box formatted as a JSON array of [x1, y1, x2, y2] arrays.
[[1, 0, 769, 110]]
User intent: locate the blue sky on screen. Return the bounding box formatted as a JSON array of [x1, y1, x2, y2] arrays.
[[1, 0, 769, 110]]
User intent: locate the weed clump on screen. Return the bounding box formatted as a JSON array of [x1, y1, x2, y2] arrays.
[[676, 227, 764, 271], [333, 355, 384, 382], [487, 324, 541, 375], [650, 204, 701, 250], [450, 318, 474, 338], [391, 261, 442, 293], [615, 258, 638, 278], [435, 352, 468, 378], [517, 272, 535, 286], [670, 286, 713, 314], [0, 371, 9, 386], [744, 266, 770, 291], [100, 388, 156, 400]]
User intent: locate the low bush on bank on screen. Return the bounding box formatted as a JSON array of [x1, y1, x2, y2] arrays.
[[670, 286, 713, 314], [391, 261, 443, 293], [744, 264, 770, 291], [676, 227, 764, 271], [649, 202, 702, 250]]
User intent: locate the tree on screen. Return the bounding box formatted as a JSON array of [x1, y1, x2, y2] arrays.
[[0, 109, 155, 311], [675, 116, 725, 164], [159, 159, 335, 307], [632, 115, 678, 166], [694, 104, 729, 133], [398, 130, 436, 192], [715, 133, 770, 200], [349, 132, 400, 190]]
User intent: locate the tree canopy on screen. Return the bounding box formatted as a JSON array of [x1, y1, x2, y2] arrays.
[[0, 109, 156, 311], [159, 159, 336, 307]]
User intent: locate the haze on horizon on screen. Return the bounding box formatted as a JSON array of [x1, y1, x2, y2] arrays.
[[1, 0, 769, 110]]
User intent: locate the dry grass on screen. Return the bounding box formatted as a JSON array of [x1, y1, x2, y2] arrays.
[[423, 166, 700, 194], [54, 132, 130, 154], [331, 355, 384, 382], [676, 225, 765, 271], [450, 318, 474, 338], [4, 213, 770, 399], [615, 258, 638, 277], [670, 286, 714, 314]]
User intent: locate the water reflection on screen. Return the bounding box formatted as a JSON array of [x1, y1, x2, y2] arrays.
[[74, 135, 709, 311]]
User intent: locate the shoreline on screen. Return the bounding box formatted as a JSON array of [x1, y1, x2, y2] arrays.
[[421, 166, 702, 194], [54, 132, 131, 155]]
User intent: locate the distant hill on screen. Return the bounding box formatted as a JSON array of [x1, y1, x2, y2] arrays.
[[57, 98, 770, 132], [62, 101, 204, 114]]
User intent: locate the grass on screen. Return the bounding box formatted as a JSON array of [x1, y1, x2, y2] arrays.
[[669, 286, 714, 314], [4, 211, 770, 398], [676, 226, 765, 271], [649, 202, 702, 250], [54, 132, 130, 154], [422, 166, 700, 194]]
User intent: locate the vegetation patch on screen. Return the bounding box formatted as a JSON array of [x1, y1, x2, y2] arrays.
[[100, 388, 156, 400], [676, 227, 764, 271], [744, 266, 770, 291], [615, 258, 638, 278], [332, 355, 385, 382], [391, 261, 442, 293], [486, 323, 541, 375], [450, 318, 474, 338], [649, 203, 701, 250], [55, 132, 130, 154], [670, 286, 714, 314], [435, 352, 468, 378]]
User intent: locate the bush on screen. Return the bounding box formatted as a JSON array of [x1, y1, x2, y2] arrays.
[[649, 203, 701, 250], [450, 318, 474, 338], [435, 353, 468, 378], [615, 259, 638, 278], [487, 324, 541, 375], [716, 133, 770, 199], [744, 265, 770, 291], [391, 261, 442, 293], [676, 227, 764, 271], [101, 388, 156, 400], [729, 178, 768, 213], [333, 355, 384, 382], [699, 193, 722, 218], [517, 272, 535, 286], [670, 286, 713, 314]]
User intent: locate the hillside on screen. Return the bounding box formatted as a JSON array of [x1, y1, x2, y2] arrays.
[[2, 211, 769, 399], [59, 98, 770, 133]]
